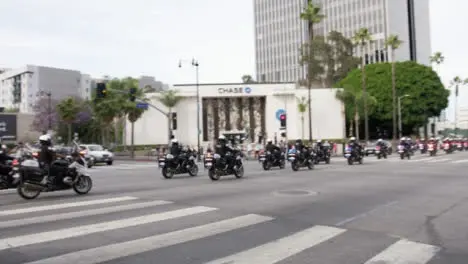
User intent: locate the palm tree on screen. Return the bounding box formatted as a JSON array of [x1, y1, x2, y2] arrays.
[[297, 97, 308, 140], [385, 34, 403, 144], [430, 52, 445, 124], [156, 90, 182, 142], [57, 97, 80, 143], [300, 0, 325, 142], [352, 27, 373, 141], [451, 76, 464, 135], [336, 85, 377, 140]]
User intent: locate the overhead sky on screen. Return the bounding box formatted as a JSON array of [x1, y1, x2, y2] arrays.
[[0, 0, 465, 119]]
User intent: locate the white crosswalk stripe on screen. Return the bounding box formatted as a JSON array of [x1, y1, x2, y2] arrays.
[[0, 195, 441, 264]]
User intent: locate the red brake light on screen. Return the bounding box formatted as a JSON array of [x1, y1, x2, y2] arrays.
[[12, 159, 19, 166], [32, 152, 38, 157]]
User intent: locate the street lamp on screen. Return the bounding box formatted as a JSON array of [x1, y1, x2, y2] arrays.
[[179, 58, 201, 161], [398, 94, 410, 138]]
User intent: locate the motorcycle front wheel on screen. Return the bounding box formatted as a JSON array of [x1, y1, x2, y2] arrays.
[[188, 164, 199, 176], [162, 166, 174, 179], [234, 165, 244, 178], [73, 176, 93, 195], [208, 168, 220, 181], [262, 161, 271, 171]]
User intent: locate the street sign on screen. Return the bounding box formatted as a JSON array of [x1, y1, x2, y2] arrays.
[[136, 103, 148, 110]]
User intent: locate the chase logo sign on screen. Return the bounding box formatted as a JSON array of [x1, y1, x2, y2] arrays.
[[218, 87, 252, 94]]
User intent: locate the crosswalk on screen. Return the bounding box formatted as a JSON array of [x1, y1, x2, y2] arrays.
[[365, 154, 468, 165], [0, 195, 441, 263]]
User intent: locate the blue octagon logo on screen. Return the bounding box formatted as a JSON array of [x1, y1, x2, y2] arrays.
[[276, 109, 286, 121], [244, 87, 252, 93]]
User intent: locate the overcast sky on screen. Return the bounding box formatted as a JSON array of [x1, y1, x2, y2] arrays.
[[0, 0, 465, 120]]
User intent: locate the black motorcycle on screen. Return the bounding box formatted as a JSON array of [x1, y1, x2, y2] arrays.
[[398, 145, 411, 160], [375, 145, 387, 159], [314, 147, 331, 164], [344, 146, 363, 165], [287, 149, 315, 171], [16, 142, 93, 200], [207, 151, 244, 181], [259, 150, 285, 170], [159, 151, 199, 179]]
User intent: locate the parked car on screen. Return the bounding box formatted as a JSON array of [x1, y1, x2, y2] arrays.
[[80, 144, 114, 165]]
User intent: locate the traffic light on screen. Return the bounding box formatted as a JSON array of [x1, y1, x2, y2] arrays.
[[129, 87, 137, 102], [280, 113, 286, 127], [171, 113, 177, 130], [96, 83, 107, 99]]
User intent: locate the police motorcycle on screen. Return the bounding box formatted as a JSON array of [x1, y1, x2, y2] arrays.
[[287, 146, 315, 171], [258, 149, 285, 170], [314, 141, 331, 164], [398, 141, 411, 160], [0, 144, 37, 190], [207, 145, 244, 181], [344, 141, 363, 165], [159, 146, 199, 179], [16, 139, 92, 200]]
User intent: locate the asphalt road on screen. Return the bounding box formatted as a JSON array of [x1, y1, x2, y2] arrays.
[[1, 151, 468, 263]]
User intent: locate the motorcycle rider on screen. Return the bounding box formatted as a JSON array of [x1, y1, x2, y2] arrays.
[[215, 135, 236, 169], [376, 138, 387, 150], [265, 139, 282, 160], [0, 144, 14, 179], [348, 137, 362, 156], [38, 134, 56, 185], [169, 138, 184, 168]]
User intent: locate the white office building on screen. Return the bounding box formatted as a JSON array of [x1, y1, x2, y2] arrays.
[[0, 65, 92, 113], [126, 83, 345, 146], [254, 0, 431, 82]]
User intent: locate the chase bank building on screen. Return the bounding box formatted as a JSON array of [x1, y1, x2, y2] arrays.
[[127, 83, 345, 146]]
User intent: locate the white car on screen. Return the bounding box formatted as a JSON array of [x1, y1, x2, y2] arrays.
[[80, 144, 114, 165]]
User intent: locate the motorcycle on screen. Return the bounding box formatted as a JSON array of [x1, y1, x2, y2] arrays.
[[159, 151, 199, 179], [375, 145, 387, 159], [314, 147, 331, 164], [16, 141, 92, 200], [427, 143, 437, 156], [259, 150, 285, 170], [419, 143, 427, 154], [464, 141, 468, 151], [344, 146, 363, 165], [398, 145, 411, 160], [287, 149, 314, 171], [207, 151, 244, 181], [0, 146, 38, 190], [443, 143, 452, 154]]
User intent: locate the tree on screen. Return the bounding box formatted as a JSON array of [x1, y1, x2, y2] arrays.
[[296, 97, 308, 139], [241, 75, 256, 84], [299, 31, 360, 87], [143, 85, 157, 93], [430, 52, 445, 73], [335, 61, 449, 136], [156, 90, 182, 142], [121, 78, 147, 158], [56, 97, 81, 143], [352, 27, 373, 141], [335, 84, 377, 139], [300, 1, 325, 141], [31, 97, 59, 133], [4, 107, 19, 113], [385, 34, 403, 144]]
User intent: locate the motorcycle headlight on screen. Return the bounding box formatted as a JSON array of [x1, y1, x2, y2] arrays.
[[214, 154, 221, 159], [166, 154, 174, 159], [266, 151, 271, 155]]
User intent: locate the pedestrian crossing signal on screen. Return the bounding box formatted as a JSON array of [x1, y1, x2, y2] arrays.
[[96, 83, 107, 99], [280, 114, 286, 128]]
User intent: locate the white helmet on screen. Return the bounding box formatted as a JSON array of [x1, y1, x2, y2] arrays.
[[377, 139, 382, 142], [171, 138, 178, 144], [218, 135, 226, 140], [1, 144, 6, 149], [316, 139, 322, 143], [350, 137, 356, 141], [39, 134, 51, 142], [267, 138, 272, 143], [400, 137, 406, 141]]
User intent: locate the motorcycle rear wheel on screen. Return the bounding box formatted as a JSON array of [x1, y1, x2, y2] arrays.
[[17, 183, 41, 200]]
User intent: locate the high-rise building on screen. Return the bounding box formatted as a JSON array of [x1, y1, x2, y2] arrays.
[[254, 0, 431, 83]]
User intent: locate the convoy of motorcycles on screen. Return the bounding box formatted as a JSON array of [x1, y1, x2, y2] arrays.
[[0, 141, 93, 200]]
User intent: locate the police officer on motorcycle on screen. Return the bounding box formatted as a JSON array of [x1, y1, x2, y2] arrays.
[[38, 134, 56, 185], [348, 137, 362, 155], [216, 135, 236, 169], [265, 139, 281, 160], [169, 138, 185, 167]]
